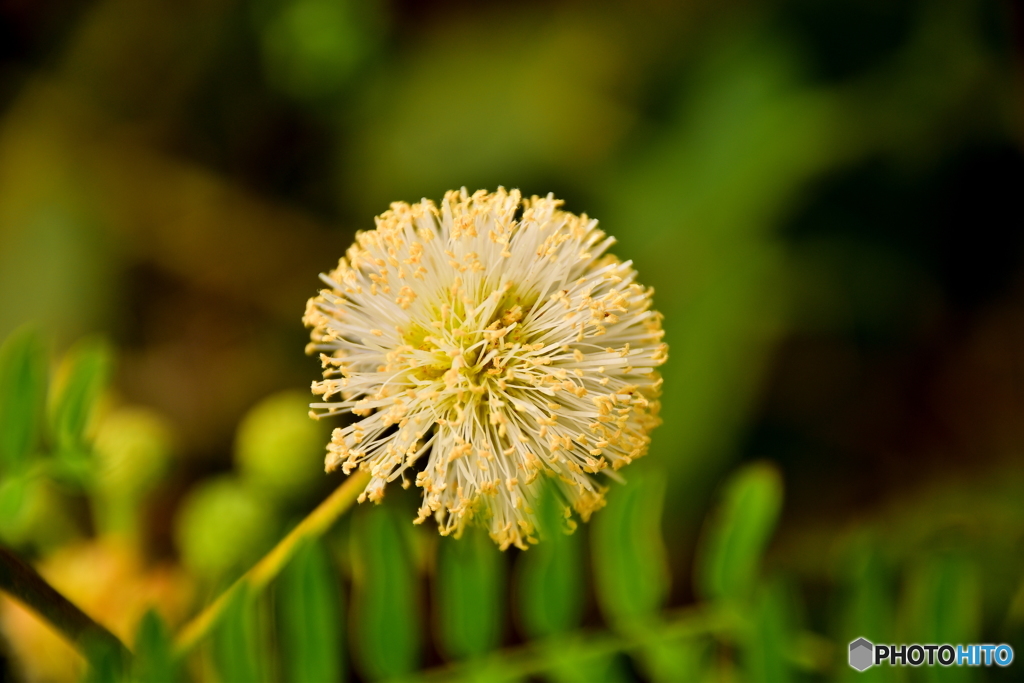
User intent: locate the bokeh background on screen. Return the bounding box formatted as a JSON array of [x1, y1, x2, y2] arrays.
[[1, 0, 1023, 680]]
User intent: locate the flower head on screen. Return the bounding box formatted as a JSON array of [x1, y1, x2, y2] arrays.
[[304, 188, 666, 549]]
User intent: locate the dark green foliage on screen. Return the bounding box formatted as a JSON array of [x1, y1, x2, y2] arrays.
[[436, 529, 505, 660], [212, 585, 268, 683], [638, 636, 709, 683], [278, 538, 345, 683], [0, 325, 47, 472], [0, 329, 115, 544], [743, 579, 794, 683], [350, 503, 421, 680], [592, 470, 670, 626], [905, 551, 980, 683], [837, 536, 895, 683], [515, 482, 585, 639], [544, 642, 634, 683], [696, 462, 783, 604], [132, 609, 179, 683], [81, 634, 129, 683]]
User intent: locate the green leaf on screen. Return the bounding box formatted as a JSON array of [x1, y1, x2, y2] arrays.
[[45, 449, 97, 488], [351, 503, 421, 680], [743, 579, 795, 683], [544, 639, 633, 683], [695, 462, 783, 604], [81, 633, 129, 683], [836, 535, 895, 683], [0, 473, 39, 544], [639, 636, 709, 683], [278, 538, 344, 683], [132, 609, 179, 683], [48, 337, 111, 453], [436, 528, 505, 660], [212, 584, 268, 683], [457, 659, 516, 683], [0, 325, 47, 472], [515, 482, 585, 639], [904, 550, 980, 683], [593, 469, 670, 626], [0, 474, 29, 525]]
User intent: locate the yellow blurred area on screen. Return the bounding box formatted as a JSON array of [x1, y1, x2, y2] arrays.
[[0, 539, 192, 682]]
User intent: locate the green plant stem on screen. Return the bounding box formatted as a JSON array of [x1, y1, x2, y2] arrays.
[[418, 605, 733, 681], [173, 470, 370, 656], [0, 544, 132, 667]]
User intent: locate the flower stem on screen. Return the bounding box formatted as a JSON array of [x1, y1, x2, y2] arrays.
[[0, 544, 132, 668], [173, 470, 370, 656], [415, 606, 734, 681]]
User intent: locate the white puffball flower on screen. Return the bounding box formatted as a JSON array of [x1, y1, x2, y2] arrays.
[[303, 188, 667, 549]]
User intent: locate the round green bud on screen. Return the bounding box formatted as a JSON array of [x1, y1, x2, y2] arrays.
[[235, 390, 327, 504], [94, 407, 174, 500], [174, 476, 276, 581]]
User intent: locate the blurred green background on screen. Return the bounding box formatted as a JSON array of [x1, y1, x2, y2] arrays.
[[0, 0, 1023, 681]]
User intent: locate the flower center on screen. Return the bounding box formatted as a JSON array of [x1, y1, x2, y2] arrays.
[[399, 286, 540, 403]]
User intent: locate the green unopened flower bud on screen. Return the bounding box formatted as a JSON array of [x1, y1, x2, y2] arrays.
[[235, 390, 326, 504], [174, 476, 276, 581], [93, 408, 175, 536], [95, 408, 174, 493]]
